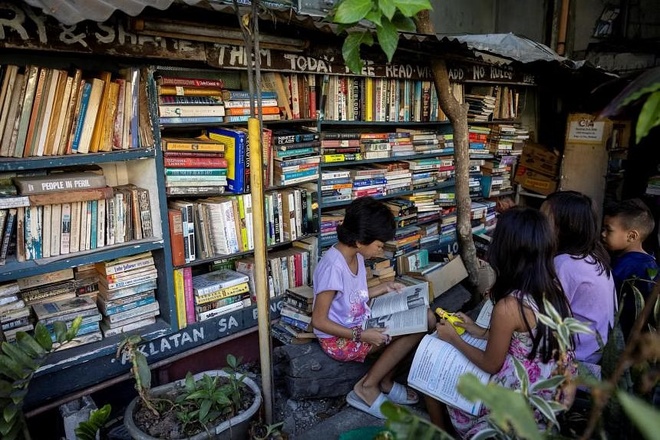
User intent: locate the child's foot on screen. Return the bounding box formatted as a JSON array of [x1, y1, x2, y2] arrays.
[[353, 377, 384, 407], [381, 382, 419, 405]]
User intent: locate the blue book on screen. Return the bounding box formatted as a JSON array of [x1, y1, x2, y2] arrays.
[[207, 128, 247, 193], [89, 200, 98, 250], [71, 82, 93, 153], [104, 295, 156, 316], [222, 90, 277, 100]]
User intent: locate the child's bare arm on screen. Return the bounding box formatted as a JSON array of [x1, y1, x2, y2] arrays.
[[311, 290, 355, 339]]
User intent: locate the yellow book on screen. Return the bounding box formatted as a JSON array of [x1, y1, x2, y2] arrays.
[[89, 71, 112, 153], [237, 195, 248, 252], [161, 135, 225, 152], [365, 77, 374, 122], [194, 282, 249, 305], [173, 268, 187, 330], [99, 81, 120, 152]]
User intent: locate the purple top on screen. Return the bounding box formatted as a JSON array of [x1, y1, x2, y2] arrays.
[[554, 254, 616, 364], [312, 246, 370, 339]]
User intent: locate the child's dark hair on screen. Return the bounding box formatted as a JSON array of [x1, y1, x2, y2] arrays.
[[488, 207, 573, 362], [604, 198, 655, 241], [337, 197, 396, 247], [544, 191, 611, 277]]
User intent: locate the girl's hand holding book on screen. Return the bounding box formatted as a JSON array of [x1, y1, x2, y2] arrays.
[[362, 327, 389, 347]]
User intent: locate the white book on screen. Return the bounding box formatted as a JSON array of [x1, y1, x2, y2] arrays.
[[364, 280, 430, 337], [106, 197, 115, 246], [69, 201, 81, 253], [293, 188, 302, 239], [84, 200, 93, 250], [76, 78, 104, 154], [60, 203, 71, 254], [42, 204, 51, 258], [114, 191, 125, 244], [107, 301, 159, 323], [50, 203, 61, 257], [79, 201, 89, 252], [0, 65, 19, 145], [221, 199, 240, 254], [35, 69, 61, 157], [97, 198, 106, 248], [408, 332, 490, 415]]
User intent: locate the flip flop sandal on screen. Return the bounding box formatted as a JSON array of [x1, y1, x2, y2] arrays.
[[385, 382, 419, 405], [346, 390, 389, 419]]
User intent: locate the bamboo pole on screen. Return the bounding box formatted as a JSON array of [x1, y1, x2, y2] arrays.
[[249, 117, 273, 423]]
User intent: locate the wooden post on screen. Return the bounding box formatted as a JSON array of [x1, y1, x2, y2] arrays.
[[249, 117, 274, 423]]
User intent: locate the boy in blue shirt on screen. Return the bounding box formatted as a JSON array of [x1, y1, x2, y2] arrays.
[[602, 199, 658, 339]]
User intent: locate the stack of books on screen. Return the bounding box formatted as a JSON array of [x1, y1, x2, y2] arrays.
[[192, 269, 250, 322], [321, 132, 361, 160], [365, 257, 396, 287], [351, 167, 386, 199], [360, 133, 392, 160], [403, 158, 441, 190], [33, 295, 102, 350], [389, 131, 414, 157], [410, 130, 441, 155], [96, 252, 160, 336], [384, 199, 418, 228], [320, 170, 352, 205], [272, 285, 315, 345], [374, 162, 412, 196], [162, 134, 228, 196], [157, 75, 225, 125], [319, 208, 344, 248], [468, 126, 493, 159], [222, 90, 280, 123], [0, 281, 30, 342], [465, 93, 496, 121], [271, 129, 320, 186], [73, 264, 100, 301], [418, 221, 441, 251], [383, 225, 421, 259]]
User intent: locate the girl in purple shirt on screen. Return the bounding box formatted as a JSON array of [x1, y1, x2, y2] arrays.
[[312, 197, 435, 418], [541, 191, 616, 364]]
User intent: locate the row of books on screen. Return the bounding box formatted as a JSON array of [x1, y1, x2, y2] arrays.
[[272, 285, 315, 345], [0, 64, 153, 158], [167, 185, 319, 265]]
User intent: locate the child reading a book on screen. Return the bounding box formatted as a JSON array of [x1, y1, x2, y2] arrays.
[[312, 196, 435, 419], [430, 207, 575, 438], [602, 198, 659, 339], [541, 191, 616, 364]]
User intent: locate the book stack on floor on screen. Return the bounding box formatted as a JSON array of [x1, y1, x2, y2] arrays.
[[192, 269, 250, 322], [222, 90, 280, 123], [320, 170, 352, 205], [96, 252, 160, 337], [33, 295, 102, 350], [0, 64, 153, 157], [162, 134, 227, 196], [0, 281, 30, 342], [373, 162, 412, 196], [156, 75, 225, 126], [273, 285, 315, 345], [365, 257, 396, 288], [271, 129, 320, 187]]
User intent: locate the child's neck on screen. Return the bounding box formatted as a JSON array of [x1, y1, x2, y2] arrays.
[[621, 242, 647, 255], [336, 242, 358, 262]]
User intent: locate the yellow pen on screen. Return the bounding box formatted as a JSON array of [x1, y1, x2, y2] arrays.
[[435, 307, 465, 335]]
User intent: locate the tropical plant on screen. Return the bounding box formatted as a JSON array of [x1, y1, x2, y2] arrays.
[[0, 317, 82, 440], [74, 403, 112, 440]]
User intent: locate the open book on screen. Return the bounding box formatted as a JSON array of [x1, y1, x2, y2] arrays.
[[406, 299, 495, 415], [364, 279, 429, 336]]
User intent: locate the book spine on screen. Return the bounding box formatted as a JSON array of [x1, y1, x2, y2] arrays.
[[173, 268, 187, 329], [168, 209, 185, 266], [183, 266, 195, 325], [158, 77, 225, 88], [194, 282, 249, 304], [163, 157, 228, 168]]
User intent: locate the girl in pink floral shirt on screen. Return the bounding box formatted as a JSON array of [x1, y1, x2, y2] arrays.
[[433, 207, 575, 438]]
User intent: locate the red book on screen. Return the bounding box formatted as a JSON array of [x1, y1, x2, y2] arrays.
[[164, 156, 228, 168], [164, 151, 224, 158], [183, 266, 196, 325], [168, 209, 185, 266]]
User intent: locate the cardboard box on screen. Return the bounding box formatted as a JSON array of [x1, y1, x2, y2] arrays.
[[519, 142, 561, 176], [411, 255, 468, 301], [514, 166, 558, 196]]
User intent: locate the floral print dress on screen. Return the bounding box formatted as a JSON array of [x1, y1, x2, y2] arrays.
[[448, 296, 567, 439]]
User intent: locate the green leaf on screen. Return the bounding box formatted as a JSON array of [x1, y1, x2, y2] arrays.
[[0, 354, 24, 381], [537, 314, 557, 330], [199, 399, 212, 422], [379, 0, 397, 20], [530, 375, 565, 392], [631, 285, 646, 320], [343, 32, 373, 74], [53, 321, 68, 344], [15, 333, 45, 358], [0, 379, 12, 397], [394, 0, 433, 17], [458, 374, 542, 440], [364, 11, 382, 26], [617, 391, 660, 440], [563, 318, 595, 335], [621, 82, 660, 107], [542, 297, 562, 324], [529, 395, 560, 427], [3, 402, 18, 423], [375, 18, 399, 62], [512, 357, 529, 395], [0, 416, 21, 438], [557, 324, 571, 351], [471, 429, 500, 440], [391, 13, 417, 32], [185, 373, 196, 392], [1, 342, 37, 371], [636, 91, 660, 144], [334, 0, 373, 24], [135, 352, 151, 390], [66, 316, 83, 340], [647, 267, 658, 280], [33, 323, 53, 351]]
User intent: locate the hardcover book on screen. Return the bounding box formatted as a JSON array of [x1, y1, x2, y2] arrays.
[[13, 172, 106, 195], [192, 269, 249, 296]]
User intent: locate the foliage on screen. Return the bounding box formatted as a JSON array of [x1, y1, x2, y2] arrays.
[[0, 317, 82, 440], [118, 336, 254, 438], [600, 66, 660, 144], [74, 404, 111, 440], [329, 0, 432, 73]]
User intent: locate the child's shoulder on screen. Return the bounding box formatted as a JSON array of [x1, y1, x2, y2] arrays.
[[613, 251, 658, 278]]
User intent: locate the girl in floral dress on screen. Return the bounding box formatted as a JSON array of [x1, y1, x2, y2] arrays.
[[434, 207, 575, 438]]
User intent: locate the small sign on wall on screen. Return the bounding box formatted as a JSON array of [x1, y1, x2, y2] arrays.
[[566, 113, 608, 144]]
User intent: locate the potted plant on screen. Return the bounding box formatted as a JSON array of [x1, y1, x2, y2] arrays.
[[120, 335, 262, 440]]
